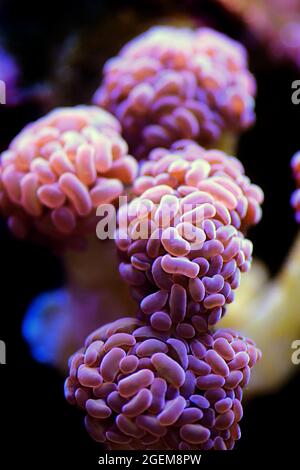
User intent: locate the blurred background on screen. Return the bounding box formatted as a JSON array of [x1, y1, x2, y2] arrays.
[[0, 0, 299, 466]]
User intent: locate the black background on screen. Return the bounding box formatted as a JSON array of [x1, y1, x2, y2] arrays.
[[0, 0, 299, 467]]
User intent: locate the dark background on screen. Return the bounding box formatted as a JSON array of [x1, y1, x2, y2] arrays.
[[0, 0, 299, 467]]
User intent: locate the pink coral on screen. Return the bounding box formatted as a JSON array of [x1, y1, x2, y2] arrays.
[[65, 317, 261, 450], [94, 26, 256, 158], [115, 141, 263, 327], [0, 105, 138, 248]]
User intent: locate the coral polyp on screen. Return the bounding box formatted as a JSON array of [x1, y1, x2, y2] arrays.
[[0, 105, 138, 247], [115, 141, 263, 327], [291, 151, 300, 223], [94, 26, 256, 158], [65, 318, 261, 450]]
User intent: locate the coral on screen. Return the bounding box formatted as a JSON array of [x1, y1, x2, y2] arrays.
[[60, 25, 263, 452], [116, 141, 263, 328], [1, 107, 138, 373], [94, 26, 256, 158], [0, 105, 138, 248], [65, 317, 261, 450]]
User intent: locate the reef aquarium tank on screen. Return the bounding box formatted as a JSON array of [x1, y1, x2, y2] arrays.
[[0, 0, 299, 467]]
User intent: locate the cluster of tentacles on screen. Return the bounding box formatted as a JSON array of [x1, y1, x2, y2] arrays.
[[94, 26, 256, 158], [116, 140, 263, 329], [65, 133, 263, 449], [65, 318, 261, 450], [0, 106, 137, 248], [0, 25, 264, 451]]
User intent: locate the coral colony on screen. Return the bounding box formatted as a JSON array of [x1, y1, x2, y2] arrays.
[[0, 105, 138, 369], [64, 27, 263, 451], [94, 26, 256, 158], [0, 105, 137, 248], [65, 319, 261, 450], [0, 25, 265, 450]]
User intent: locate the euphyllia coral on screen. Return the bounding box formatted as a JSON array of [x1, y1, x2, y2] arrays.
[[64, 26, 263, 452], [116, 141, 263, 328], [94, 26, 256, 158], [0, 105, 138, 248], [65, 317, 261, 450]]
